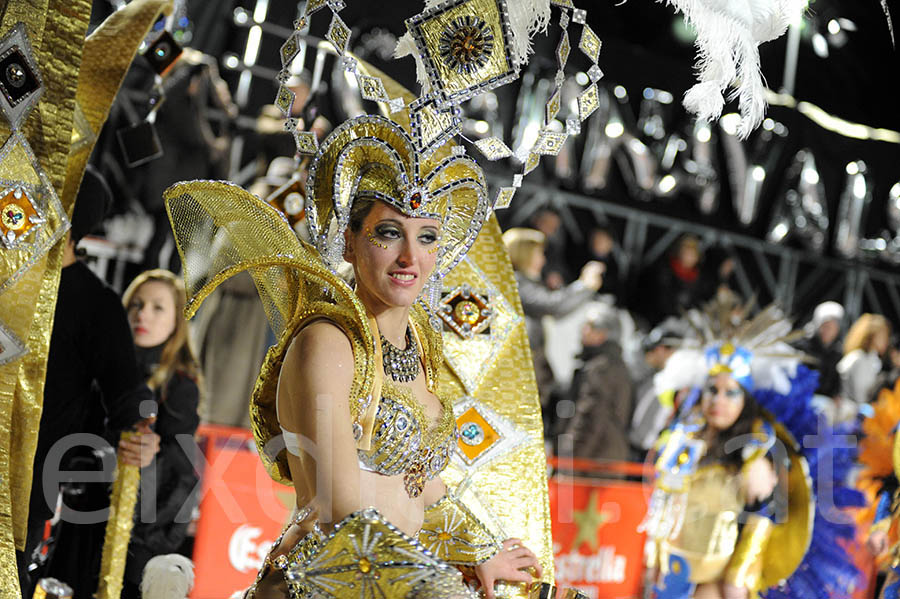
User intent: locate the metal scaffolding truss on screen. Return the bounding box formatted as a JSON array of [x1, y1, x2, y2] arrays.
[[506, 180, 900, 324]]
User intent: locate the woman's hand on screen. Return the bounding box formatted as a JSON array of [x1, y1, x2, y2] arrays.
[[868, 529, 889, 556], [118, 420, 160, 467], [475, 538, 542, 599], [741, 457, 777, 504]]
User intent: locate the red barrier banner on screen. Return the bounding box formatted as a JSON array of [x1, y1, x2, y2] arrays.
[[192, 426, 294, 599], [548, 463, 649, 599]]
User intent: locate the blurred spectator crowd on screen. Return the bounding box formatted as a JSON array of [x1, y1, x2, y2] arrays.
[[501, 207, 900, 464]]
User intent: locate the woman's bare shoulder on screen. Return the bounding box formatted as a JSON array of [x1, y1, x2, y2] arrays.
[[281, 320, 355, 391]]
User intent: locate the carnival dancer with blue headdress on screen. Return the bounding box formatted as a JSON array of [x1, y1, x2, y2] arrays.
[[641, 299, 863, 599]]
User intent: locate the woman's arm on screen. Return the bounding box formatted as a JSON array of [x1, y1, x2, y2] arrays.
[[277, 321, 362, 525]]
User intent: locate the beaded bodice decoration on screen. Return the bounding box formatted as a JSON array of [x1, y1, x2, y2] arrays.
[[359, 380, 456, 498]]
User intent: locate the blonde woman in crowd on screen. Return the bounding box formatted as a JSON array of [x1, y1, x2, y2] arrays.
[[836, 313, 892, 420], [122, 269, 202, 598]]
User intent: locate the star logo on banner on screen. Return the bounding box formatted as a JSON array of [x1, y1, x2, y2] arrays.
[[572, 490, 610, 552]]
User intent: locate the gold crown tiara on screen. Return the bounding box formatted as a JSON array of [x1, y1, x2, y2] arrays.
[[306, 114, 490, 277]]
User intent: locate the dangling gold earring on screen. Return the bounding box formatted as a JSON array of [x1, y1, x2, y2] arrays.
[[366, 228, 387, 249]]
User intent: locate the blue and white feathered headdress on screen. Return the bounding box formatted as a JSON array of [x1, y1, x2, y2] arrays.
[[654, 302, 806, 399]]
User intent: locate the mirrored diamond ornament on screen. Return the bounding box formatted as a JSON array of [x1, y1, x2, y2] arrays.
[[328, 0, 347, 10], [559, 10, 570, 29], [550, 0, 575, 7], [388, 97, 406, 113], [409, 94, 461, 159], [405, 0, 519, 108], [566, 117, 581, 136], [555, 70, 565, 88], [0, 316, 28, 366], [588, 63, 604, 83], [579, 24, 602, 63], [512, 173, 523, 188], [441, 257, 520, 394], [358, 74, 390, 102], [340, 54, 358, 73], [556, 30, 571, 68], [326, 12, 351, 55], [494, 186, 516, 209], [304, 0, 330, 17], [279, 32, 301, 66], [438, 284, 493, 339], [293, 16, 309, 31], [293, 130, 319, 156], [474, 136, 512, 161], [0, 24, 44, 130], [452, 397, 529, 469], [534, 129, 568, 156], [578, 83, 600, 121], [522, 152, 540, 174], [274, 85, 295, 116], [573, 8, 587, 24], [546, 88, 561, 125], [0, 132, 70, 294], [0, 185, 43, 248]]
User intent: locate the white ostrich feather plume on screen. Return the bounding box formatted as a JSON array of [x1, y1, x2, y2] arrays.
[[661, 0, 807, 138]]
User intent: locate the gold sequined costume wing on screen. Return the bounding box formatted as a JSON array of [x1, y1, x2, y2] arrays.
[[164, 180, 382, 483], [436, 218, 556, 595]]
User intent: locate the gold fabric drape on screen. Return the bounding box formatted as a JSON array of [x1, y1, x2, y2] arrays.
[[0, 1, 170, 594]]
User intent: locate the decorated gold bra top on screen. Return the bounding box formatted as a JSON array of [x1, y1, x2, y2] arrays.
[[359, 380, 457, 497]]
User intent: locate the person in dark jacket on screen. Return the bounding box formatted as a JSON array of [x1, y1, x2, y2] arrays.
[[121, 269, 202, 599], [646, 234, 716, 324], [502, 228, 603, 410], [564, 305, 633, 462]]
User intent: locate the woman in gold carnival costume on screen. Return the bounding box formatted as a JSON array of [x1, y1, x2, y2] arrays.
[[166, 116, 546, 598], [160, 0, 619, 592], [641, 302, 863, 599]]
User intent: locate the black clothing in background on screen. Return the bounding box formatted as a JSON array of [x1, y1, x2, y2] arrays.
[[796, 335, 843, 398], [21, 260, 151, 598], [30, 261, 149, 521], [563, 341, 634, 462], [124, 345, 200, 597]]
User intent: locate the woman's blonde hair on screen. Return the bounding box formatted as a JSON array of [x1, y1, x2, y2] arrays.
[[843, 313, 891, 355], [502, 227, 545, 272], [123, 269, 201, 394]]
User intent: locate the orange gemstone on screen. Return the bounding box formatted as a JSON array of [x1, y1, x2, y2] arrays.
[[437, 532, 453, 541], [410, 192, 422, 209], [358, 557, 372, 574]]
